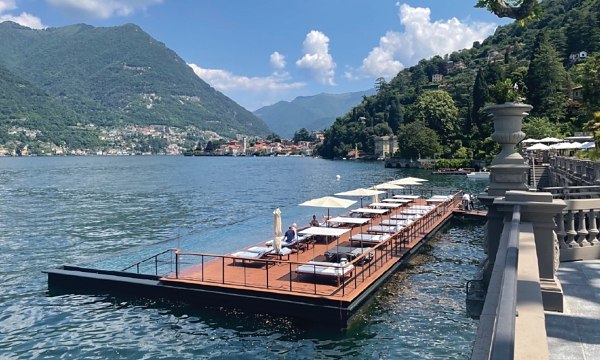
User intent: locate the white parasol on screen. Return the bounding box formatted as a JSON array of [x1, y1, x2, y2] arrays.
[[522, 138, 540, 143], [526, 143, 550, 151], [372, 183, 404, 200], [539, 137, 562, 143], [335, 188, 385, 207], [299, 196, 357, 220], [273, 207, 282, 253], [400, 177, 429, 182]]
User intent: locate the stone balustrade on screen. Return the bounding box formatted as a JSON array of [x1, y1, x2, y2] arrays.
[[548, 156, 599, 186], [555, 198, 600, 261]]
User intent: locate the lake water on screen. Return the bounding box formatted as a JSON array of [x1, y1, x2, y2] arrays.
[[0, 156, 488, 359]]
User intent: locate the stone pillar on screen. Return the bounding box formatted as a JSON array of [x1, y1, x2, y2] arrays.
[[495, 191, 567, 311], [479, 103, 533, 287]]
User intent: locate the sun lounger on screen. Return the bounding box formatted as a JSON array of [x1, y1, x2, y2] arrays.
[[265, 234, 312, 251], [402, 209, 429, 215], [367, 225, 402, 233], [379, 219, 412, 227], [230, 248, 272, 266], [349, 233, 391, 245], [390, 214, 420, 220], [295, 261, 355, 286], [324, 246, 374, 264]]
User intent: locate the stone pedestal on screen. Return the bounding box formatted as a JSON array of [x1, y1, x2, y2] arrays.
[[480, 103, 533, 286], [495, 191, 567, 311]]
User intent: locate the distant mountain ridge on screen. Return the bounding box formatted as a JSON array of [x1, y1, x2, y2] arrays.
[[253, 89, 376, 138], [0, 22, 270, 138]]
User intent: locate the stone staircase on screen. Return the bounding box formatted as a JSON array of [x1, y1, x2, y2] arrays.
[[529, 164, 550, 189]]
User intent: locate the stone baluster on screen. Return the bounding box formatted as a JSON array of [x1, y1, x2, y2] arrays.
[[566, 210, 578, 247], [577, 210, 590, 246], [588, 209, 599, 245], [556, 211, 567, 249]]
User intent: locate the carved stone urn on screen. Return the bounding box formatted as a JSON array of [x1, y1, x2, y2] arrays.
[[484, 102, 533, 197]]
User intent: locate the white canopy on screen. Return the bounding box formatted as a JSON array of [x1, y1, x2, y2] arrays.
[[580, 141, 596, 149], [350, 208, 389, 214], [298, 227, 350, 237], [539, 137, 563, 143], [335, 188, 386, 197], [522, 138, 540, 143], [527, 143, 550, 151], [327, 217, 371, 225]]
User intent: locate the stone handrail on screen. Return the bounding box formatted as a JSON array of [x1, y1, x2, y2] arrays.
[[471, 204, 550, 360], [555, 198, 600, 261]]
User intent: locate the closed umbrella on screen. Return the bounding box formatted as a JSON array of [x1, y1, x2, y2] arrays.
[[273, 207, 282, 253], [335, 188, 385, 207]]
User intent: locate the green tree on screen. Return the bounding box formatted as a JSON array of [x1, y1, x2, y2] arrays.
[[525, 31, 567, 121], [408, 90, 459, 145], [375, 77, 387, 92], [204, 141, 214, 153], [475, 0, 541, 21], [396, 121, 441, 159], [522, 116, 564, 139], [577, 53, 600, 112], [472, 69, 489, 131], [293, 128, 312, 143], [373, 123, 393, 136]]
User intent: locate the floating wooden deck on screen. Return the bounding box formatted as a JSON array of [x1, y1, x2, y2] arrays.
[[46, 193, 468, 327]]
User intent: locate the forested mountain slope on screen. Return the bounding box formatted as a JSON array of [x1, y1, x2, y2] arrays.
[[318, 0, 600, 160], [0, 22, 270, 138]]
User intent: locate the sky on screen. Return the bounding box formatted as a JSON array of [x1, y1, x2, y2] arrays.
[[0, 0, 512, 111]]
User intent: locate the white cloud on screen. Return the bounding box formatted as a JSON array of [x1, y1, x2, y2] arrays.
[[188, 63, 305, 92], [295, 30, 336, 86], [47, 0, 163, 19], [270, 52, 286, 69], [0, 0, 45, 29], [351, 3, 496, 79], [0, 0, 16, 14]]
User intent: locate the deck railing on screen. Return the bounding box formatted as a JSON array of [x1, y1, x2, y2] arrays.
[[122, 191, 462, 298]]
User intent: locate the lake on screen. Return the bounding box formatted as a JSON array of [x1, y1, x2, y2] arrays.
[[0, 156, 488, 359]]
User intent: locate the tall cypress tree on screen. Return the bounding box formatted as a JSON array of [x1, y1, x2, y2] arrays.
[[525, 32, 567, 121], [472, 69, 489, 131]]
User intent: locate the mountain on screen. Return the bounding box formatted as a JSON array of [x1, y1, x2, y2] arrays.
[[318, 0, 600, 159], [0, 64, 102, 151], [253, 89, 376, 138], [0, 22, 270, 138]]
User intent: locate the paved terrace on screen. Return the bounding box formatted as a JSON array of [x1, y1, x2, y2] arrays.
[[546, 260, 600, 360]]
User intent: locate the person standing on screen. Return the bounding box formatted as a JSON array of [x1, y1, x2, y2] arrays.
[[462, 192, 470, 210], [469, 192, 474, 211]]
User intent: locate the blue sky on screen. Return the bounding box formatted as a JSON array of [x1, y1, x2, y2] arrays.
[[0, 0, 511, 110]]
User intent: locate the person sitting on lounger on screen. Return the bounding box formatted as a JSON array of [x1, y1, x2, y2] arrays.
[[310, 215, 320, 227], [283, 226, 295, 243]]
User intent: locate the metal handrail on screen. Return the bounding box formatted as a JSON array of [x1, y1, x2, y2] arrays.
[[490, 204, 521, 360], [121, 248, 176, 272]]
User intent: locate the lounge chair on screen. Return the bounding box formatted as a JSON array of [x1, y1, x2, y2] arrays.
[[349, 233, 391, 245], [265, 235, 312, 252], [230, 247, 272, 266], [390, 214, 420, 220], [367, 225, 402, 233], [295, 261, 355, 286], [324, 246, 373, 264], [379, 219, 412, 227]]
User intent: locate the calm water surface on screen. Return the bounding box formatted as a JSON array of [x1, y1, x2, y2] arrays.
[[0, 156, 487, 359]]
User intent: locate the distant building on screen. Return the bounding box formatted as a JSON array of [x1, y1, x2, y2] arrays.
[[432, 74, 443, 82], [572, 85, 583, 101], [374, 136, 398, 158], [487, 49, 500, 61], [569, 51, 588, 63]]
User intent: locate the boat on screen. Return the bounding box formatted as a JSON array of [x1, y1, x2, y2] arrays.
[[432, 168, 471, 175], [467, 171, 490, 179]]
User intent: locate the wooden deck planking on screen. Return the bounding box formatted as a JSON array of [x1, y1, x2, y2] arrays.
[[161, 197, 459, 302]]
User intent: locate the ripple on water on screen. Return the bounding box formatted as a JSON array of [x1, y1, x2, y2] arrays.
[[0, 156, 488, 359]]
